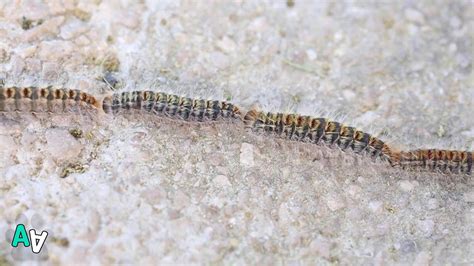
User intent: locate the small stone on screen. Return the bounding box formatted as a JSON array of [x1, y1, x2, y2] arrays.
[[60, 18, 89, 39], [399, 239, 417, 253], [140, 187, 167, 205], [72, 9, 92, 21], [325, 194, 346, 211], [216, 36, 237, 54], [399, 180, 415, 192], [172, 190, 190, 210], [346, 185, 361, 198], [306, 49, 317, 61], [342, 89, 356, 101], [240, 143, 255, 167], [417, 219, 435, 236], [213, 175, 231, 187], [368, 201, 383, 213], [24, 16, 65, 42], [463, 190, 474, 203], [404, 8, 425, 24], [44, 128, 83, 162]]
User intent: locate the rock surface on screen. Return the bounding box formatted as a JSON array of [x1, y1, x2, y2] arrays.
[[0, 1, 473, 264]]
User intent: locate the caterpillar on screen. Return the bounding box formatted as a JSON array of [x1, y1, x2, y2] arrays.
[[102, 91, 242, 122], [0, 87, 99, 113], [397, 149, 473, 175], [1, 87, 471, 176], [243, 109, 396, 165]]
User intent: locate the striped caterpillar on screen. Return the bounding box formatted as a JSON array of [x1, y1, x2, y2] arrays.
[[102, 91, 242, 122], [1, 87, 472, 176], [0, 87, 99, 113], [243, 109, 396, 165], [396, 149, 473, 175]]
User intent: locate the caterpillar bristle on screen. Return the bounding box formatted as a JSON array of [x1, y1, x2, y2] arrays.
[[243, 109, 395, 164], [2, 87, 470, 176], [104, 91, 242, 122], [399, 149, 472, 175]]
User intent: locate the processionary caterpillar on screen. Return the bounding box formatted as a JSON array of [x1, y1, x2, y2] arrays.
[[1, 87, 471, 176], [397, 149, 472, 175], [102, 91, 242, 122], [242, 109, 396, 165], [0, 87, 99, 113]]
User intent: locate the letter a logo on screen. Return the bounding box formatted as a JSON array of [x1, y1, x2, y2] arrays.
[[29, 229, 48, 254], [11, 224, 30, 248]]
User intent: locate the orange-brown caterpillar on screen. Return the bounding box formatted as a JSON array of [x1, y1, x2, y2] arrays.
[[2, 87, 471, 176], [243, 109, 396, 164], [0, 87, 99, 113], [397, 149, 472, 175], [102, 91, 242, 122]]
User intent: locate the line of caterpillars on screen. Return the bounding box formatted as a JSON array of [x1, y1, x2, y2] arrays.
[[1, 87, 472, 175]]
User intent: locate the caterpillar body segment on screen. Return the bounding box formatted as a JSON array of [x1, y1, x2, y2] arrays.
[[103, 91, 242, 122], [0, 87, 99, 113], [399, 149, 472, 175], [243, 109, 394, 163]]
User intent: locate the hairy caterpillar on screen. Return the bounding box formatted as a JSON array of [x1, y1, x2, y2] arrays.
[[243, 109, 396, 164], [0, 87, 99, 113], [102, 91, 242, 122], [397, 149, 473, 175], [2, 87, 471, 176]]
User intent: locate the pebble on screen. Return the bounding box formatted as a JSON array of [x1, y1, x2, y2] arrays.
[[172, 190, 190, 210], [417, 219, 435, 236], [60, 18, 89, 40], [399, 239, 417, 253], [404, 8, 425, 24], [399, 180, 415, 192], [368, 201, 383, 213], [240, 143, 255, 167], [346, 185, 362, 198], [213, 175, 231, 188], [342, 89, 356, 101], [325, 194, 346, 211], [44, 128, 83, 163], [216, 36, 237, 54], [23, 16, 65, 42], [140, 187, 167, 205], [305, 49, 317, 61], [463, 190, 474, 203]]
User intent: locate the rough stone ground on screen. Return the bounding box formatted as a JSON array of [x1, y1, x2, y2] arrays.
[[0, 0, 473, 265]]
